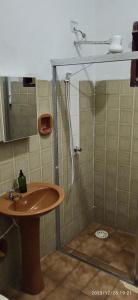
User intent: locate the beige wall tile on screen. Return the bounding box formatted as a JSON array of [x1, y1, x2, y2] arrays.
[[29, 150, 41, 171], [133, 139, 138, 152], [95, 136, 105, 149], [95, 107, 106, 123], [120, 95, 133, 110], [42, 162, 53, 183], [95, 80, 106, 94], [134, 111, 138, 124], [41, 148, 52, 165], [107, 124, 118, 136], [95, 94, 106, 108], [107, 109, 119, 123], [106, 151, 117, 164], [0, 161, 14, 182], [107, 95, 119, 109], [120, 110, 132, 125], [119, 137, 131, 152], [95, 125, 105, 136], [79, 81, 94, 96], [13, 139, 28, 157], [94, 160, 105, 174], [30, 168, 41, 182], [0, 143, 13, 162], [117, 165, 130, 191], [37, 80, 51, 97], [95, 79, 136, 232], [134, 95, 138, 110], [119, 80, 134, 95], [94, 149, 105, 161], [29, 135, 40, 152], [106, 163, 117, 177], [133, 126, 138, 139], [132, 152, 138, 167], [119, 125, 132, 137], [40, 135, 52, 150], [106, 136, 118, 151], [38, 98, 51, 114], [118, 151, 130, 165], [15, 154, 29, 176], [106, 80, 120, 95], [105, 175, 116, 189]]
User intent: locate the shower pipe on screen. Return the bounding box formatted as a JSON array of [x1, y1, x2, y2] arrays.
[[74, 39, 111, 47], [64, 75, 75, 186], [51, 50, 138, 285]]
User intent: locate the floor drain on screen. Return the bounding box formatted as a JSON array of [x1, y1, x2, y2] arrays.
[[95, 230, 109, 239]]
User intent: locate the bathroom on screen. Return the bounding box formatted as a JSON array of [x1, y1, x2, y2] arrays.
[[0, 0, 138, 299]]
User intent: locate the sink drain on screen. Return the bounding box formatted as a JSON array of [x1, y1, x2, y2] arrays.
[[95, 230, 109, 239]]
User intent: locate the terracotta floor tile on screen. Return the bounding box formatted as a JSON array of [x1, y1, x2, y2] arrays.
[[62, 261, 98, 291], [122, 234, 136, 254], [110, 250, 135, 275], [67, 223, 100, 249], [41, 251, 62, 272], [45, 255, 78, 282], [93, 243, 121, 264], [76, 236, 104, 257], [45, 285, 79, 300], [83, 271, 118, 297], [43, 276, 59, 296], [3, 224, 137, 300]]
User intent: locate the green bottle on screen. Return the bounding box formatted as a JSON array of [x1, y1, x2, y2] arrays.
[[18, 170, 27, 193]]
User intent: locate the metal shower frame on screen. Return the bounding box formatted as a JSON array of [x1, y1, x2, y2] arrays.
[[51, 51, 138, 285]]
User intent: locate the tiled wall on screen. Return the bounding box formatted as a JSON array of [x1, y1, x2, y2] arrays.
[[0, 80, 95, 289], [94, 79, 138, 233], [0, 80, 55, 289], [59, 81, 95, 246], [1, 78, 137, 290]]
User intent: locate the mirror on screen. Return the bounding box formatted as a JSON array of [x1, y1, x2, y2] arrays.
[[0, 77, 37, 142]]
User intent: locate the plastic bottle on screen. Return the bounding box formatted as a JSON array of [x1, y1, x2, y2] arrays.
[[18, 170, 27, 193]]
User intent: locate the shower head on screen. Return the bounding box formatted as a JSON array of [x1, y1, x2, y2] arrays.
[[109, 35, 123, 53]]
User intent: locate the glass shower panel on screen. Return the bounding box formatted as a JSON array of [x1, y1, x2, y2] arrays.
[[58, 61, 137, 284]]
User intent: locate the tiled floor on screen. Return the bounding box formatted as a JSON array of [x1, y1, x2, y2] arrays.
[[67, 223, 136, 280], [2, 223, 137, 300], [2, 250, 138, 300]]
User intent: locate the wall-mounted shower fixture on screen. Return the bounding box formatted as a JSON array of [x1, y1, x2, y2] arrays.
[[74, 39, 111, 46], [74, 34, 123, 53], [74, 146, 82, 153], [70, 20, 86, 40]]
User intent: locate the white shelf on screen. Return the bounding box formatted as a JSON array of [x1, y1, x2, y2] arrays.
[[51, 51, 138, 67]]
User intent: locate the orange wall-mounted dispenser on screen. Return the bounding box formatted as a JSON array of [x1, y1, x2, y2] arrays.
[[38, 113, 53, 135]]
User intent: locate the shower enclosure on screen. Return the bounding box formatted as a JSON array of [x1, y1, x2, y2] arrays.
[[51, 51, 138, 286]]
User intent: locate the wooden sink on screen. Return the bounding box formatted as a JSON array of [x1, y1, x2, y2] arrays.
[[0, 183, 64, 295]]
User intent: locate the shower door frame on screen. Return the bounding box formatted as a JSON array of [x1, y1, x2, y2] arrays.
[[51, 51, 138, 286]]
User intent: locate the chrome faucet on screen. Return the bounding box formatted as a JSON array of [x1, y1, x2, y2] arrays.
[[8, 190, 22, 201], [8, 190, 14, 200]]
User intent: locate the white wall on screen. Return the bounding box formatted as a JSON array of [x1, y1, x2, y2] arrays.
[[94, 0, 138, 80], [0, 0, 96, 79], [0, 0, 138, 80]]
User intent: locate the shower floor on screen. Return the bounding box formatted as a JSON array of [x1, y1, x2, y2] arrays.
[[64, 223, 136, 282]]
